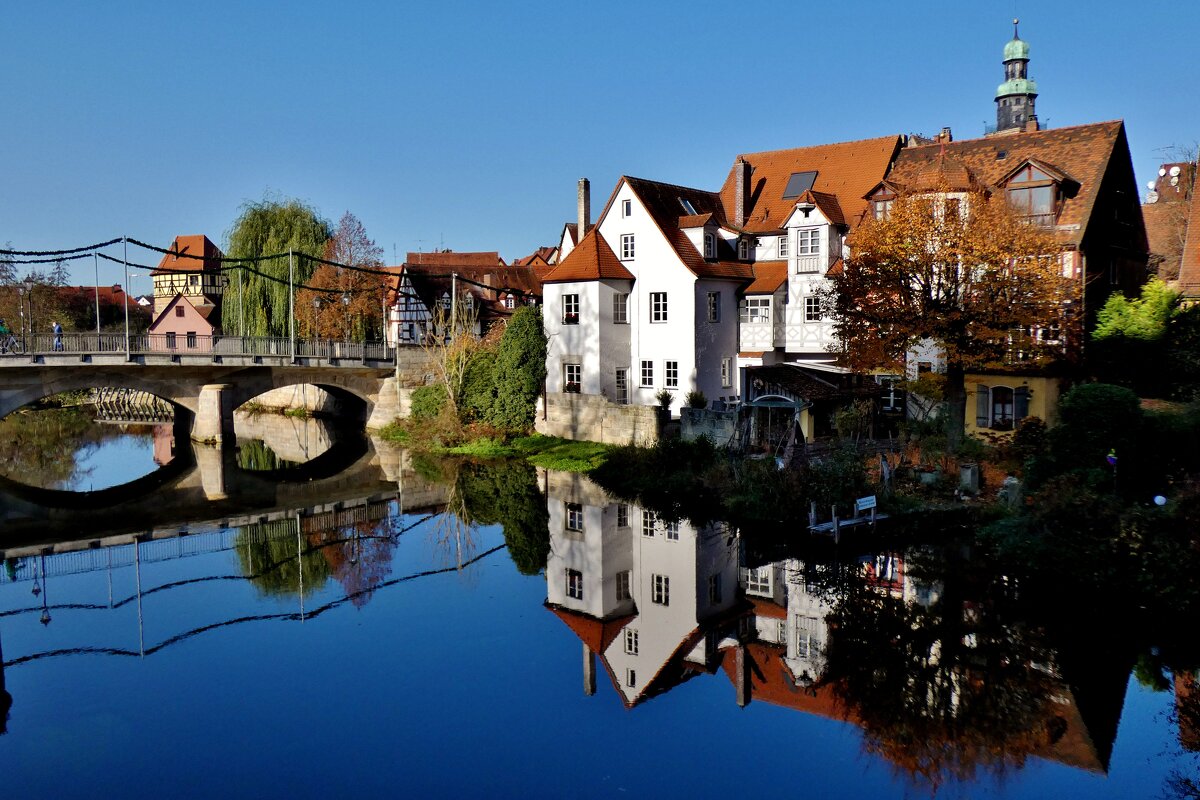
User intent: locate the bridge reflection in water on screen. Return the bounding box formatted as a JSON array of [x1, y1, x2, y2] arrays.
[[0, 435, 473, 732]]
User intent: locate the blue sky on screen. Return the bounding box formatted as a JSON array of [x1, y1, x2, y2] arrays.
[[3, 1, 1198, 290]]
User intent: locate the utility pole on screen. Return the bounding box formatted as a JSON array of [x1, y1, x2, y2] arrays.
[[288, 250, 296, 362], [450, 272, 458, 340], [93, 253, 101, 336], [123, 237, 131, 361]]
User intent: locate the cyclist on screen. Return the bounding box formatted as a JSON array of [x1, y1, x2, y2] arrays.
[[0, 319, 13, 354]]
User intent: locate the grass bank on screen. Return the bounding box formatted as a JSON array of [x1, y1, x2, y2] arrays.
[[377, 422, 610, 473]]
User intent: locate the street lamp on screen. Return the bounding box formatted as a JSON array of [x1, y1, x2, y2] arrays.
[[23, 280, 33, 345]]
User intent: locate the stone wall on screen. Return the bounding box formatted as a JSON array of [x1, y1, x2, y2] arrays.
[[535, 393, 659, 447], [680, 407, 738, 445]]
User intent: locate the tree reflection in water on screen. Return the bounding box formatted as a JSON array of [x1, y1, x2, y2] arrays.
[[821, 550, 1063, 790]]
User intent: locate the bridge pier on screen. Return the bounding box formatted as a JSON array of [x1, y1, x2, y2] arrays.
[[194, 443, 229, 501], [192, 383, 235, 445]]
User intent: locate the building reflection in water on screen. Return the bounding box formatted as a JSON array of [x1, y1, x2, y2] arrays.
[[542, 471, 1129, 787]]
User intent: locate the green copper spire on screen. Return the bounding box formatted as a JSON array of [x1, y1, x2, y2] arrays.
[[1004, 18, 1030, 61]]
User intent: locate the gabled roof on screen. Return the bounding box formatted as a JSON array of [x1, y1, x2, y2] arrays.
[[718, 135, 904, 234], [793, 190, 846, 227], [613, 176, 754, 282], [545, 604, 635, 654], [560, 221, 594, 247], [909, 151, 983, 193], [887, 121, 1128, 247], [541, 230, 634, 283], [147, 293, 218, 331], [152, 234, 224, 275], [1179, 186, 1200, 297], [392, 253, 541, 323], [744, 261, 787, 294]]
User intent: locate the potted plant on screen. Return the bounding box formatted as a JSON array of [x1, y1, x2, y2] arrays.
[[685, 390, 707, 410], [562, 312, 579, 325], [655, 389, 674, 423], [564, 381, 581, 394]]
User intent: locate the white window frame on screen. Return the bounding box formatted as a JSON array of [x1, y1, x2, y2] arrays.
[[563, 362, 581, 392], [664, 360, 679, 389], [664, 520, 679, 540], [615, 368, 629, 404], [741, 297, 771, 324], [613, 292, 629, 324], [651, 574, 670, 606], [616, 570, 632, 601], [797, 228, 820, 255], [738, 239, 749, 260], [744, 566, 771, 595], [624, 628, 639, 655], [804, 296, 821, 323], [703, 232, 716, 259], [504, 294, 515, 309], [642, 510, 655, 537], [778, 235, 788, 258], [562, 294, 579, 325], [640, 360, 654, 388], [566, 569, 583, 600], [721, 357, 733, 388], [616, 504, 629, 528], [622, 199, 632, 217], [650, 292, 667, 323], [565, 501, 583, 532], [626, 668, 637, 688], [621, 234, 635, 260], [707, 291, 720, 323]]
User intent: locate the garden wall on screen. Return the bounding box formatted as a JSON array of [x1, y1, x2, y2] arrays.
[[536, 393, 660, 447]]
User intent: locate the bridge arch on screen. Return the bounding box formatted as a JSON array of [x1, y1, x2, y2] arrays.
[[0, 372, 197, 422]]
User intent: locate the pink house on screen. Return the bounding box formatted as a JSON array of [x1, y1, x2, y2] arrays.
[[147, 294, 218, 352]]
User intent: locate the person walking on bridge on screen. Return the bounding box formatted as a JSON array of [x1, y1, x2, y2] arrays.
[[0, 319, 13, 354], [52, 321, 63, 351]]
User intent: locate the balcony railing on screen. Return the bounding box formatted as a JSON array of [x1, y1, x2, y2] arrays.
[[795, 255, 821, 274]]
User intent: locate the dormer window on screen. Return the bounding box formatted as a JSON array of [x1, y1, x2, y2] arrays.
[[1005, 164, 1061, 227], [869, 186, 896, 220], [738, 239, 749, 260], [703, 232, 716, 259], [680, 197, 698, 215]]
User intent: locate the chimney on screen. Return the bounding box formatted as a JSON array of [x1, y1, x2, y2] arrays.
[[936, 127, 953, 144], [1024, 117, 1040, 132], [577, 178, 590, 241], [734, 157, 750, 225], [583, 642, 596, 697]]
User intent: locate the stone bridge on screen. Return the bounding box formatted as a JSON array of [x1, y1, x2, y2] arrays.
[[0, 342, 435, 443]]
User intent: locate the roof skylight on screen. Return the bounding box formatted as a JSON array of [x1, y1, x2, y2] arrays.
[[782, 171, 818, 199]]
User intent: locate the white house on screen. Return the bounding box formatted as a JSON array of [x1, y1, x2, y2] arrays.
[[544, 474, 741, 707], [542, 176, 752, 415]]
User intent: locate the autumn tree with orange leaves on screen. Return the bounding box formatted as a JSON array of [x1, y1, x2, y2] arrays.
[[296, 211, 389, 341], [827, 190, 1076, 447]]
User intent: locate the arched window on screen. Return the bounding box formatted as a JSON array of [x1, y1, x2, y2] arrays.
[[704, 232, 716, 259], [976, 384, 1030, 431]]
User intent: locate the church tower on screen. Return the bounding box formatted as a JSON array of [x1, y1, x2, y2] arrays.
[[995, 19, 1039, 132]]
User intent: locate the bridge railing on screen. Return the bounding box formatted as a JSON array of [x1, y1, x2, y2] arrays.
[[6, 332, 403, 362]]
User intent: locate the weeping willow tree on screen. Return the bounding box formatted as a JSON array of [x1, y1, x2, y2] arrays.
[[222, 197, 331, 336]]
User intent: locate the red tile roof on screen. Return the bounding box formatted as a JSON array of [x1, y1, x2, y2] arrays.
[[541, 230, 635, 283], [614, 176, 754, 282], [152, 234, 224, 275], [744, 260, 787, 294], [717, 135, 904, 234], [887, 121, 1128, 248], [1179, 185, 1200, 297], [545, 604, 635, 654], [405, 251, 505, 268]]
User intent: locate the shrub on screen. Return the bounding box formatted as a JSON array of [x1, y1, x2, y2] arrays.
[[488, 307, 547, 433], [410, 384, 448, 421], [685, 390, 707, 409], [655, 389, 674, 409], [459, 345, 497, 423]]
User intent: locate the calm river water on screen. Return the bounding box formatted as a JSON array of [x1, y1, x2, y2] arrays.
[[0, 411, 1195, 798]]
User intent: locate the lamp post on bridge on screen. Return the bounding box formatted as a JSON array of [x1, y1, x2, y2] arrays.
[[22, 279, 33, 348]]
